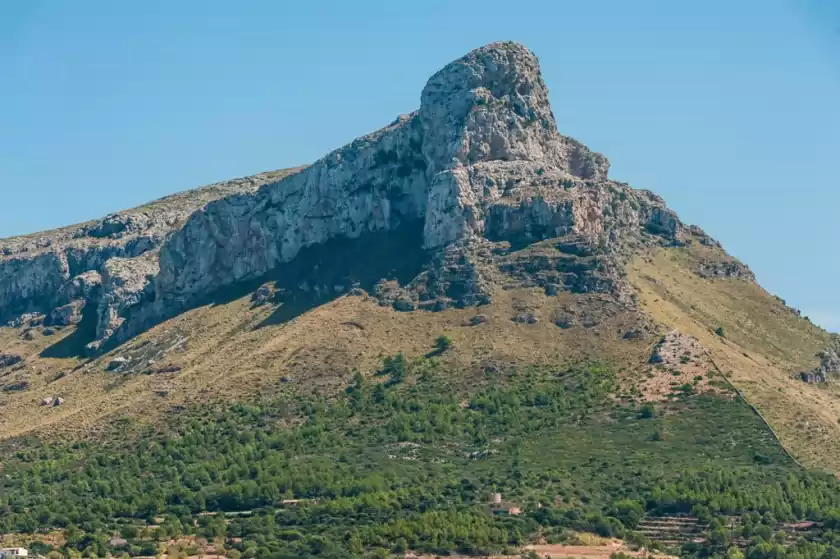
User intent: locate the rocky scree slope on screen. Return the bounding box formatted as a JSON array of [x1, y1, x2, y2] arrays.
[[23, 41, 729, 353]]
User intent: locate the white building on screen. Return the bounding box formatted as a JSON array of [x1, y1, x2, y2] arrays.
[[0, 548, 28, 558]]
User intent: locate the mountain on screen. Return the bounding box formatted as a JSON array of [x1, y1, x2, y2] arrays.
[[2, 42, 840, 558]]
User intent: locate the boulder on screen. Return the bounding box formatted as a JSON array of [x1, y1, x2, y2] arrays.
[[251, 284, 276, 307], [800, 349, 840, 384], [0, 353, 22, 369], [393, 298, 416, 312], [47, 299, 85, 327], [623, 329, 643, 340], [107, 356, 129, 371], [9, 312, 44, 328], [512, 312, 538, 324], [800, 371, 826, 384], [554, 314, 575, 329], [469, 314, 488, 326]]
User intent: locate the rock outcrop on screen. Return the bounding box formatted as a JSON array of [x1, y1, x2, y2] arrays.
[[649, 330, 705, 366], [87, 254, 160, 353], [800, 348, 840, 384], [1, 42, 688, 353], [0, 170, 297, 351], [106, 42, 682, 345], [642, 330, 720, 401], [0, 352, 22, 369]]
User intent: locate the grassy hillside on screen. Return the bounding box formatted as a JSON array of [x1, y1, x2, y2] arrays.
[[5, 351, 840, 558], [3, 211, 840, 557], [627, 241, 840, 470]]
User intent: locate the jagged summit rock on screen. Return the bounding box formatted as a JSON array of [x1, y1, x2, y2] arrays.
[[1, 42, 728, 353], [421, 42, 583, 174], [419, 41, 609, 248], [420, 42, 609, 177]]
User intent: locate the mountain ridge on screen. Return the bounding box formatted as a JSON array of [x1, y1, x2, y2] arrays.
[[4, 40, 840, 558], [1, 40, 839, 469], [3, 42, 690, 357]]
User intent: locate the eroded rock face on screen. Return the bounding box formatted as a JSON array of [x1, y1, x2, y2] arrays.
[[1, 171, 296, 349], [86, 254, 160, 355], [418, 43, 611, 248], [56, 270, 103, 305], [155, 115, 428, 307], [140, 42, 682, 334], [46, 300, 85, 327], [2, 42, 693, 353]]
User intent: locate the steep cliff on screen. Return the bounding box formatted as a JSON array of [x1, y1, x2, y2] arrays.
[[0, 43, 718, 354], [0, 43, 748, 353], [0, 42, 749, 357], [102, 42, 689, 349], [0, 169, 298, 352]]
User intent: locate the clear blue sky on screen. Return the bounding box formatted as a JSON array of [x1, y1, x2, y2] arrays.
[[2, 1, 838, 331]]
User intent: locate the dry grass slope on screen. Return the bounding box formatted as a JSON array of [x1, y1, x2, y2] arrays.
[[0, 285, 652, 441], [627, 240, 840, 471]]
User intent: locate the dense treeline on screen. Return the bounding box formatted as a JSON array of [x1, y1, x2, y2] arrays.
[[3, 354, 840, 558]]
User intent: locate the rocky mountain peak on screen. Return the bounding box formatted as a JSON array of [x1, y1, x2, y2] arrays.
[[416, 42, 606, 249], [418, 42, 608, 182], [1, 42, 730, 355], [420, 41, 562, 173]]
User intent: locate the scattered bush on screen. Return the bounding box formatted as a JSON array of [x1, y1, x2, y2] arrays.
[[434, 335, 452, 353]]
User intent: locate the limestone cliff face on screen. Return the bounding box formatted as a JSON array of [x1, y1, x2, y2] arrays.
[[1, 42, 692, 353], [0, 171, 294, 351], [418, 42, 609, 248], [149, 42, 678, 323], [154, 41, 588, 307], [155, 114, 428, 306]]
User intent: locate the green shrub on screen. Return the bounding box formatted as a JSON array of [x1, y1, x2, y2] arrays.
[[380, 353, 406, 384], [638, 403, 656, 419], [434, 335, 452, 352], [610, 499, 644, 529]]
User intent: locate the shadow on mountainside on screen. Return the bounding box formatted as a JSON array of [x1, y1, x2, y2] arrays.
[[55, 220, 430, 357], [174, 219, 428, 331], [39, 303, 99, 359], [255, 219, 428, 329]]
